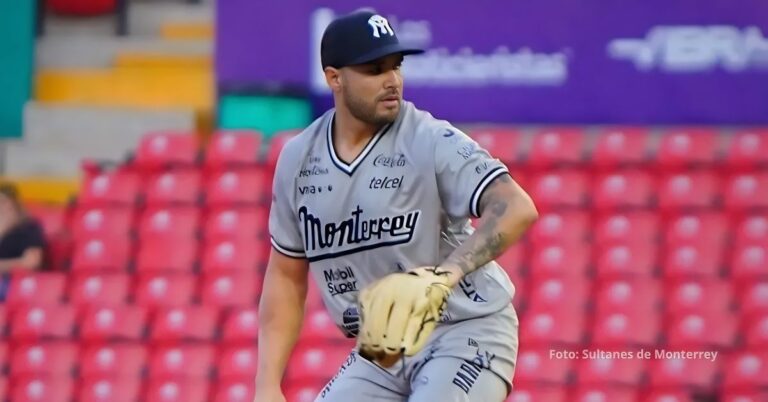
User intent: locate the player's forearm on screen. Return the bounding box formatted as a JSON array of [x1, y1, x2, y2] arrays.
[[439, 175, 538, 283], [255, 264, 308, 389]]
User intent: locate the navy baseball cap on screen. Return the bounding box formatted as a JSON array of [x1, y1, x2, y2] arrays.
[[321, 10, 424, 69]]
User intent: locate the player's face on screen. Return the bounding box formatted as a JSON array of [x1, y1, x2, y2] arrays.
[[341, 53, 404, 126]]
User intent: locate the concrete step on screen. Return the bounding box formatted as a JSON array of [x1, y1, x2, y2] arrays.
[[4, 102, 196, 177], [42, 0, 213, 38], [36, 34, 211, 69]]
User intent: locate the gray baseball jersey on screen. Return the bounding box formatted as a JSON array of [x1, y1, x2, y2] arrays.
[[269, 100, 515, 337]]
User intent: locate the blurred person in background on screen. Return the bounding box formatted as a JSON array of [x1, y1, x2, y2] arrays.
[[0, 183, 47, 273]]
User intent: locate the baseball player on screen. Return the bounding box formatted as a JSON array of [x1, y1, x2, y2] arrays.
[[255, 10, 538, 402]]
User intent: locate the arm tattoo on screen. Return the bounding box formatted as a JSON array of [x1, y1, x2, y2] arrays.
[[443, 175, 517, 276]]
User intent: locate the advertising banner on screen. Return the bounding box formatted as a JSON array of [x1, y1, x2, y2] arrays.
[[217, 0, 768, 124]]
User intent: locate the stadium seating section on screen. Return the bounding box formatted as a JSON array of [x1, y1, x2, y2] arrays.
[[3, 127, 768, 401]]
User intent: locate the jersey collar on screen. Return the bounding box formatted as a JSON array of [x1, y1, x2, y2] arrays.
[[326, 111, 392, 176]]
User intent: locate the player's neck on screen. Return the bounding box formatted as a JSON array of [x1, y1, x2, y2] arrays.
[[332, 109, 382, 147]]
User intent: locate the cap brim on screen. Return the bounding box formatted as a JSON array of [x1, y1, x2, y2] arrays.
[[345, 44, 425, 66]]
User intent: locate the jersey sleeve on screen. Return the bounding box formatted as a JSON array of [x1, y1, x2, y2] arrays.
[[268, 145, 306, 259], [434, 127, 510, 219]]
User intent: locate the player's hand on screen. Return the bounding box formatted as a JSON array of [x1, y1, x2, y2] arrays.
[[357, 266, 453, 367], [253, 387, 286, 402]]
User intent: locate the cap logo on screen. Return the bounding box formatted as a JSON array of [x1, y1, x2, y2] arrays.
[[368, 15, 394, 38]]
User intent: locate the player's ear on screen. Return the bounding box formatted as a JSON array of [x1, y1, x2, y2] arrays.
[[324, 67, 342, 92]]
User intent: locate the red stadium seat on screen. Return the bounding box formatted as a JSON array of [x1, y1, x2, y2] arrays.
[[737, 280, 768, 315], [299, 307, 346, 343], [79, 304, 147, 342], [144, 378, 209, 402], [10, 342, 77, 377], [285, 344, 351, 382], [265, 130, 299, 168], [595, 211, 659, 246], [594, 277, 662, 315], [11, 376, 74, 402], [70, 206, 134, 240], [571, 385, 639, 402], [520, 305, 586, 345], [221, 307, 259, 343], [79, 170, 140, 206], [528, 128, 587, 167], [48, 0, 116, 15], [10, 304, 75, 341], [80, 343, 147, 378], [724, 173, 768, 211], [730, 241, 768, 280], [663, 212, 729, 247], [144, 170, 202, 206], [592, 308, 661, 347], [199, 271, 260, 307], [641, 390, 694, 402], [468, 127, 524, 165], [26, 204, 66, 238], [576, 353, 645, 386], [666, 310, 737, 348], [0, 340, 7, 369], [722, 350, 768, 389], [721, 390, 768, 402], [205, 130, 262, 170], [71, 237, 132, 272], [284, 380, 324, 402], [136, 237, 198, 273], [527, 211, 590, 245], [656, 128, 720, 167], [649, 353, 720, 388], [201, 238, 266, 272], [138, 207, 200, 241], [204, 207, 268, 241], [527, 276, 591, 310], [134, 273, 196, 308], [657, 171, 719, 210], [529, 241, 590, 279], [591, 127, 652, 168], [662, 240, 724, 279], [506, 385, 567, 402], [664, 278, 733, 315], [214, 378, 255, 402], [217, 345, 258, 380], [149, 306, 218, 343], [0, 307, 6, 339], [78, 376, 142, 402], [595, 242, 658, 278], [592, 170, 655, 210], [148, 344, 215, 379], [726, 129, 768, 170], [735, 214, 768, 245], [134, 132, 200, 172], [5, 272, 66, 307], [496, 243, 524, 278], [510, 272, 527, 310], [512, 347, 573, 385], [205, 169, 269, 206], [68, 273, 130, 307], [528, 170, 589, 210], [743, 311, 768, 347]]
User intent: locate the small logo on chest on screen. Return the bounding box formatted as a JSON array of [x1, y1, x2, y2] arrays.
[[373, 153, 407, 168], [299, 165, 329, 177], [298, 185, 333, 195], [369, 175, 404, 190]]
